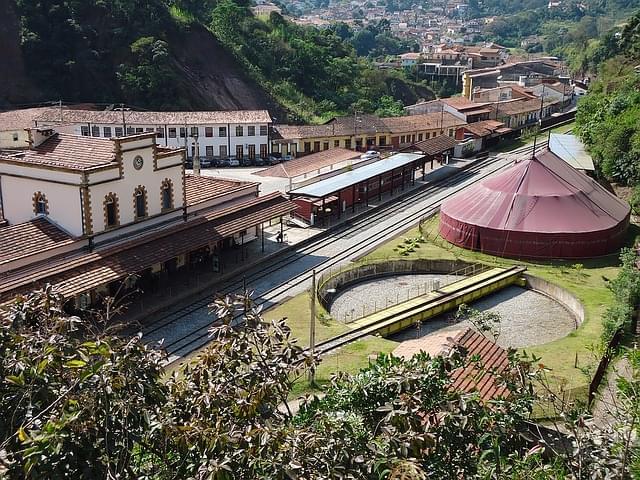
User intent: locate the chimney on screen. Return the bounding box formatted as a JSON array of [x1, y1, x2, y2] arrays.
[[26, 127, 56, 149]]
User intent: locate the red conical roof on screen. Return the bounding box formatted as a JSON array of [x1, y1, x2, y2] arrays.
[[439, 149, 630, 258]]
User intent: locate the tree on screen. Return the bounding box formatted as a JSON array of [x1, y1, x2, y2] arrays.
[[117, 37, 180, 108], [0, 286, 166, 478], [375, 95, 405, 117]]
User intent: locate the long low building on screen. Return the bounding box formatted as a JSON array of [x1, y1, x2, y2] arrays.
[[271, 112, 466, 157], [288, 152, 425, 224], [0, 128, 296, 308], [34, 107, 273, 162]]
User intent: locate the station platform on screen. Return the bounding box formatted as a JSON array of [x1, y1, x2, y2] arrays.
[[341, 266, 527, 340]]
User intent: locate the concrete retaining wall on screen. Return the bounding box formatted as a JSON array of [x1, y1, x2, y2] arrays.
[[318, 258, 480, 310], [319, 260, 584, 329], [523, 273, 584, 326]]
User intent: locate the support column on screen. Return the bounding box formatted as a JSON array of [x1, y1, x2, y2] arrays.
[[352, 184, 356, 213]]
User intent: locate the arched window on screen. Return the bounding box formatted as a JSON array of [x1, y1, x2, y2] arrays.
[[33, 192, 48, 215], [133, 186, 147, 220], [104, 193, 119, 229], [161, 179, 173, 211]]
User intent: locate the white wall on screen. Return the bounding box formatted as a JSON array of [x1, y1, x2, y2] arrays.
[[0, 176, 83, 236], [88, 138, 183, 234], [67, 122, 271, 159], [0, 130, 29, 150]]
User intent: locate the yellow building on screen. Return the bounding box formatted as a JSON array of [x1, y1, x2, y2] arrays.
[[272, 112, 466, 157]]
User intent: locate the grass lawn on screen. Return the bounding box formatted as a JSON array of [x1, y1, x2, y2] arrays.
[[264, 212, 635, 400], [548, 120, 576, 135], [364, 215, 638, 399], [263, 291, 400, 397]]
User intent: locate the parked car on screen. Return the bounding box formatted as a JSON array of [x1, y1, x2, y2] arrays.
[[360, 150, 380, 160], [200, 158, 214, 168]]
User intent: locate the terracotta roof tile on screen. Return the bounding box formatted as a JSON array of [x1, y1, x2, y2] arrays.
[[256, 148, 360, 178], [407, 134, 457, 155], [383, 112, 465, 134], [0, 217, 76, 265], [393, 327, 510, 402], [0, 133, 117, 171], [185, 174, 257, 206], [0, 107, 52, 132], [36, 108, 272, 126], [462, 120, 508, 137]]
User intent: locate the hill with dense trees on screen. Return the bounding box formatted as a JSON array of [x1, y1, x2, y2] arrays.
[[0, 0, 434, 121], [575, 11, 640, 191]]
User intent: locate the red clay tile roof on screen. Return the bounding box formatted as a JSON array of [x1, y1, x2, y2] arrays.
[[185, 174, 257, 206], [463, 120, 508, 137], [1, 133, 117, 171], [383, 112, 466, 134], [393, 327, 510, 402], [35, 108, 272, 125], [273, 113, 467, 140], [449, 328, 510, 402], [407, 134, 457, 156], [0, 217, 76, 265], [0, 193, 297, 300], [0, 107, 52, 132], [256, 148, 360, 178]]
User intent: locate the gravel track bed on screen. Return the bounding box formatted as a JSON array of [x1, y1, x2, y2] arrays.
[[329, 275, 577, 348]]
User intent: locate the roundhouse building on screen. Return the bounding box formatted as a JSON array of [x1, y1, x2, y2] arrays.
[[439, 148, 630, 259]]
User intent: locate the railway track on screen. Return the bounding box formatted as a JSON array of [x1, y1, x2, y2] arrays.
[[140, 142, 545, 363]]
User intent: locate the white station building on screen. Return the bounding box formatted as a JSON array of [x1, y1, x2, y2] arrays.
[[0, 127, 296, 309], [34, 109, 273, 161]]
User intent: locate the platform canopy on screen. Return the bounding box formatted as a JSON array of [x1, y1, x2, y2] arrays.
[[549, 133, 595, 171], [288, 152, 424, 199], [439, 148, 630, 259]]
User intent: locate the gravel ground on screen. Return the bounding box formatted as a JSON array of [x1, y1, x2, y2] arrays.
[[329, 276, 577, 348], [330, 274, 460, 323]]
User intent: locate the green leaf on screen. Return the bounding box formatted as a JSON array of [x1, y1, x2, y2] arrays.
[[5, 374, 24, 386], [64, 359, 87, 368], [17, 426, 29, 442]]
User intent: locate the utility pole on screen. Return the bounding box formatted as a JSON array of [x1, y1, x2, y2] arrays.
[[538, 83, 546, 121], [192, 130, 201, 176], [309, 269, 317, 385]]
